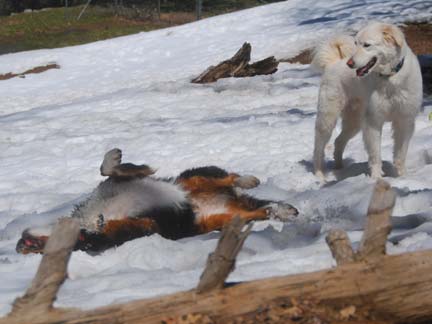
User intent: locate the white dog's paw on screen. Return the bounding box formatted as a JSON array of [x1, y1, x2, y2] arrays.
[[101, 148, 122, 176], [369, 165, 383, 179], [234, 175, 260, 189], [395, 167, 406, 177], [266, 202, 299, 222], [394, 160, 406, 177], [314, 170, 326, 183]]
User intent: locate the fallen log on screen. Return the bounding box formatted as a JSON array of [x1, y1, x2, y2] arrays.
[[191, 42, 279, 83], [2, 180, 432, 324], [4, 250, 432, 323]]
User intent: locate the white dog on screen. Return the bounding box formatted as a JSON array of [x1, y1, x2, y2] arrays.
[[312, 22, 423, 179]]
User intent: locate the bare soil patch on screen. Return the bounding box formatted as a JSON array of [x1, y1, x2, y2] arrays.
[[0, 63, 60, 80], [402, 23, 432, 55]]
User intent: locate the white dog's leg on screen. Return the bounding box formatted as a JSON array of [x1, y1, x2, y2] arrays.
[[392, 116, 415, 176], [334, 102, 363, 169], [363, 116, 384, 178], [313, 109, 339, 179]]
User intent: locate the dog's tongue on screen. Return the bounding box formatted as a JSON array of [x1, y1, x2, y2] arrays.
[[356, 57, 377, 77], [356, 67, 367, 77]]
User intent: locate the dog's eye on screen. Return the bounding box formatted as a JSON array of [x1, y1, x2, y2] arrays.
[[363, 43, 371, 48]]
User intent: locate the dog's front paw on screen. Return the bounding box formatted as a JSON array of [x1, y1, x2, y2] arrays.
[[101, 148, 122, 176], [369, 165, 383, 179], [314, 170, 326, 183], [234, 175, 260, 189], [394, 160, 406, 177], [266, 202, 299, 222]]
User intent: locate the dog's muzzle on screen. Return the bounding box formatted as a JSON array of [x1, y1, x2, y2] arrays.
[[347, 56, 377, 77]]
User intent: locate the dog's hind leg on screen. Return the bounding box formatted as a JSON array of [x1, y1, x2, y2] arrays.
[[100, 148, 122, 176], [196, 208, 269, 233], [334, 100, 363, 169], [100, 148, 156, 179], [237, 195, 299, 222], [392, 116, 415, 176], [194, 194, 298, 233]]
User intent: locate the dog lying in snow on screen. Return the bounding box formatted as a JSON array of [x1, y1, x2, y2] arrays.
[[312, 22, 423, 180], [16, 148, 298, 254]]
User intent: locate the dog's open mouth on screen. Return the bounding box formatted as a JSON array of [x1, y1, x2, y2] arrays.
[[356, 57, 377, 77], [16, 231, 48, 254]]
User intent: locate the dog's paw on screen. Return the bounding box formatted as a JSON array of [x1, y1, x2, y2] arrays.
[[101, 148, 122, 176], [314, 170, 326, 183], [395, 167, 406, 177], [234, 175, 260, 189], [393, 160, 406, 177], [266, 202, 299, 222], [369, 165, 383, 179]]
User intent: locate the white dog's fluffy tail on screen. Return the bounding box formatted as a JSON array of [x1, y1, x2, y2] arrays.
[[311, 35, 356, 72]]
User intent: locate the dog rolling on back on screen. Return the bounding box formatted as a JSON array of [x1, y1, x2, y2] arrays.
[[313, 22, 422, 180], [16, 149, 298, 254]]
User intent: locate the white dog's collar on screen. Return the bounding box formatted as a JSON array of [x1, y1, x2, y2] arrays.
[[379, 57, 405, 77]]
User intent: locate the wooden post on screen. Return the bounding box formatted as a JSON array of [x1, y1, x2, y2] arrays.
[[10, 218, 80, 316], [197, 216, 252, 293], [325, 229, 354, 265], [357, 179, 395, 260]]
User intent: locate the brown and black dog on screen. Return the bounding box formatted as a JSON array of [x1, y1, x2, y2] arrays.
[[16, 148, 298, 254]]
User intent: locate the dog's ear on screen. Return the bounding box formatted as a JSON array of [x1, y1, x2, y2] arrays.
[[381, 24, 404, 48]]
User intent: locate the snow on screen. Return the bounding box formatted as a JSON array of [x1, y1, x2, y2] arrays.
[[1, 0, 432, 315]]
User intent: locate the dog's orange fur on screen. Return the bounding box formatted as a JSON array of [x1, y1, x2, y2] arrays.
[[196, 208, 268, 233], [102, 218, 159, 239], [176, 174, 239, 192], [177, 174, 268, 233]]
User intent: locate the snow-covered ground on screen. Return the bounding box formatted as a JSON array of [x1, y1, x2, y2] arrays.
[[1, 0, 432, 315]]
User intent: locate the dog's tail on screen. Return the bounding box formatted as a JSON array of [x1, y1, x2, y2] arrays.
[[311, 35, 355, 72]]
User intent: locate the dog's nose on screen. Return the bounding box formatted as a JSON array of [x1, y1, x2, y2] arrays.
[[346, 58, 355, 68]]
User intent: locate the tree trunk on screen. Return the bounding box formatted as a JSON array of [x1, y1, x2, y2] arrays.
[[3, 249, 432, 324], [192, 42, 279, 83]]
